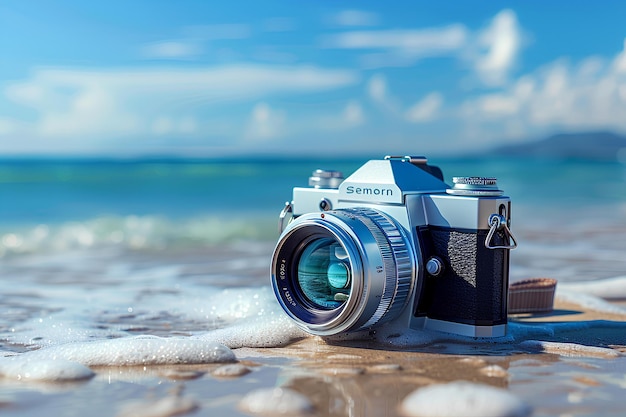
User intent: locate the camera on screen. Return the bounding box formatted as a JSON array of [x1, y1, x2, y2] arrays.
[[271, 156, 517, 338]]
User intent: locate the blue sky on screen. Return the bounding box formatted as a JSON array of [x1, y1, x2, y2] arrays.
[[1, 1, 626, 156]]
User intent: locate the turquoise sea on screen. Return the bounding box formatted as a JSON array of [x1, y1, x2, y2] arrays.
[[1, 155, 624, 231], [1, 156, 625, 279]]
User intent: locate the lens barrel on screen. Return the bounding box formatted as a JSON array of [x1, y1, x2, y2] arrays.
[[271, 208, 414, 336]]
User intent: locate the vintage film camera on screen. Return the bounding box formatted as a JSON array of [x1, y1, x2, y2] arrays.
[[271, 156, 517, 338]]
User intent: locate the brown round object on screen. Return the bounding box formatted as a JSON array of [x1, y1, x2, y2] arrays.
[[508, 278, 557, 314]]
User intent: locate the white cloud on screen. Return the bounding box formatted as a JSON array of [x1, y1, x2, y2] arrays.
[[367, 74, 387, 102], [471, 9, 522, 86], [294, 100, 366, 134], [0, 118, 18, 136], [142, 41, 202, 59], [324, 25, 468, 59], [406, 92, 444, 123], [343, 101, 364, 126], [365, 75, 444, 122], [152, 117, 174, 135], [461, 39, 626, 138], [253, 46, 298, 64], [6, 82, 44, 105], [321, 23, 471, 69], [0, 64, 359, 145], [366, 74, 402, 114], [39, 87, 136, 137], [328, 10, 380, 27], [179, 117, 197, 134], [18, 65, 356, 99], [322, 9, 522, 83], [614, 39, 626, 72], [151, 116, 197, 136], [141, 24, 252, 60], [243, 100, 365, 144], [245, 102, 286, 140]]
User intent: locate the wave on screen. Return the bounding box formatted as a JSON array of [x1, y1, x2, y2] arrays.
[[0, 214, 278, 257], [3, 205, 626, 284]]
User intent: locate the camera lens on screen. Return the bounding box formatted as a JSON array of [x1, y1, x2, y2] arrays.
[[271, 208, 414, 336], [297, 238, 351, 310]]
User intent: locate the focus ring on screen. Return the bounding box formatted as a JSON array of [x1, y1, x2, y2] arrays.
[[340, 208, 413, 329]]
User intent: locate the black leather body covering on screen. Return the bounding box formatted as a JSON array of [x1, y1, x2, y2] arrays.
[[415, 226, 509, 326]]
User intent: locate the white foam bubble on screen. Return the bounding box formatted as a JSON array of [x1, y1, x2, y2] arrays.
[[0, 359, 94, 382], [520, 340, 622, 358], [480, 364, 509, 378], [211, 363, 251, 378], [159, 368, 204, 380], [15, 336, 236, 366], [556, 289, 626, 316], [559, 276, 626, 301], [399, 381, 532, 417], [4, 312, 129, 349], [117, 395, 199, 417], [196, 288, 286, 323], [368, 363, 402, 372], [198, 315, 307, 348], [238, 387, 314, 416]]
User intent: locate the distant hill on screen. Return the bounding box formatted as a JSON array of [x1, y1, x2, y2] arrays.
[[492, 132, 626, 160]]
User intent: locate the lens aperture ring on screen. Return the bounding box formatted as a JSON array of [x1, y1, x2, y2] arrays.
[[340, 208, 413, 329]]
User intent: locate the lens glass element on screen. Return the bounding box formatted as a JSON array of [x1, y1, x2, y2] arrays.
[[297, 238, 351, 310]]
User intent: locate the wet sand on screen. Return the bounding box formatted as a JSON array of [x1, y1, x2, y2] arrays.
[[2, 298, 626, 417]]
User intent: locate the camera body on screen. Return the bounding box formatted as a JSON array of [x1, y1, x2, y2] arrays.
[[271, 156, 516, 338]]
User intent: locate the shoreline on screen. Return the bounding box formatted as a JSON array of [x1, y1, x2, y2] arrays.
[[235, 298, 626, 416], [3, 298, 625, 417]]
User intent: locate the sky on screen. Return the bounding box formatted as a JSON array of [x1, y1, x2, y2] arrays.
[[1, 1, 626, 157]]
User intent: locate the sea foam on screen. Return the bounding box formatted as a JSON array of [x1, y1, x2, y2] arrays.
[[520, 340, 622, 358], [238, 387, 314, 416], [197, 315, 307, 348], [0, 336, 238, 383], [0, 359, 94, 382], [116, 395, 199, 417], [3, 272, 626, 382], [399, 381, 532, 417], [559, 275, 626, 301], [4, 336, 236, 367]]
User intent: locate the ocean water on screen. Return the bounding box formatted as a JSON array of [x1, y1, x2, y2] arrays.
[[0, 156, 626, 395], [2, 156, 625, 277]]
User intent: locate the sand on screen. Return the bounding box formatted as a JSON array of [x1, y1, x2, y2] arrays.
[[1, 297, 625, 417]]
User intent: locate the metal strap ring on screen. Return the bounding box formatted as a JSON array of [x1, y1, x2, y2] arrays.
[[485, 214, 518, 250]]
